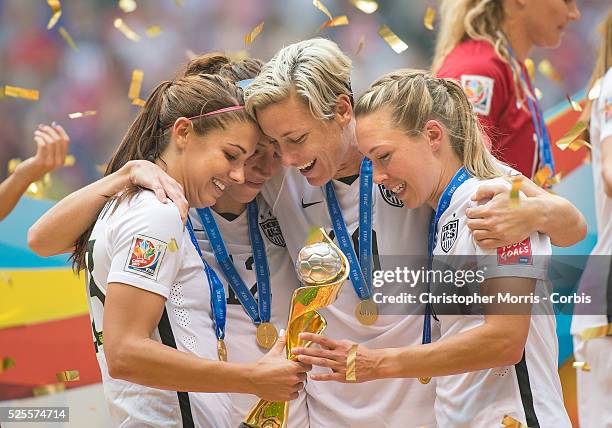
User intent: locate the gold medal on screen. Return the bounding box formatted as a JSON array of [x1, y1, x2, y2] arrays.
[[418, 377, 431, 384], [256, 322, 278, 349], [217, 339, 227, 362], [355, 299, 378, 325]]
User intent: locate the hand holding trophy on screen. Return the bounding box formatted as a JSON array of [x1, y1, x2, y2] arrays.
[[241, 228, 349, 428]]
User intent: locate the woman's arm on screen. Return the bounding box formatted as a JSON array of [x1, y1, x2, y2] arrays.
[[28, 160, 188, 257], [1, 124, 69, 221], [292, 277, 534, 382], [465, 179, 587, 249], [104, 283, 309, 401]]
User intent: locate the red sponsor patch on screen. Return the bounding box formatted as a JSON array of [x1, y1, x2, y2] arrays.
[[497, 238, 533, 266]]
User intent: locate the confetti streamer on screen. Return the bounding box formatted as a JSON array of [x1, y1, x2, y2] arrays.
[[96, 164, 108, 174], [545, 172, 562, 187], [566, 94, 582, 112], [132, 98, 145, 107], [378, 25, 408, 54], [2, 85, 39, 101], [1, 357, 15, 373], [423, 7, 435, 31], [146, 26, 162, 38], [8, 158, 21, 174], [312, 0, 333, 20], [128, 69, 144, 101], [33, 382, 66, 397], [556, 121, 591, 151], [56, 370, 80, 382], [168, 238, 179, 252], [244, 21, 264, 45], [588, 78, 602, 101], [59, 26, 78, 51], [118, 0, 137, 13], [501, 415, 528, 428], [538, 59, 561, 82], [319, 15, 349, 31], [350, 0, 378, 14], [524, 58, 536, 82], [533, 166, 553, 188], [64, 155, 75, 166], [46, 0, 62, 30], [114, 18, 141, 42], [572, 361, 591, 372], [68, 110, 96, 119], [509, 176, 522, 208], [356, 35, 365, 56], [580, 322, 612, 341], [534, 88, 543, 101]]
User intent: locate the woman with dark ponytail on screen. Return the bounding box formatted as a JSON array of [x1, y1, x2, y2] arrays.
[[30, 59, 309, 427]]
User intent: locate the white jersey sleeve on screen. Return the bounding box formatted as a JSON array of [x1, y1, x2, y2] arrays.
[[106, 192, 184, 299]]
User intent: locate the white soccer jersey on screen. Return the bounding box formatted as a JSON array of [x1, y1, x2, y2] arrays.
[[190, 194, 308, 427], [85, 191, 231, 428], [262, 167, 436, 428], [431, 175, 571, 428], [572, 67, 612, 335]]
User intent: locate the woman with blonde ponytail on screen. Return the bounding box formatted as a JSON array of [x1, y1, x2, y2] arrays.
[[294, 69, 571, 428], [570, 10, 612, 428]]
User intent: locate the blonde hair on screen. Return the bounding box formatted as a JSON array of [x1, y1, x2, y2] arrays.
[[244, 38, 352, 120], [582, 10, 612, 122], [432, 0, 530, 103], [355, 69, 503, 180]]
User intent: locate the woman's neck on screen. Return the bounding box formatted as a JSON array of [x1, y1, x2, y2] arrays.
[[212, 194, 246, 216], [428, 157, 463, 211], [501, 19, 533, 62]]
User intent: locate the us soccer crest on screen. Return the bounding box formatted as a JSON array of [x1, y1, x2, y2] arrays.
[[460, 74, 494, 116], [440, 219, 459, 253], [378, 184, 404, 207], [125, 234, 167, 279], [259, 210, 286, 247]]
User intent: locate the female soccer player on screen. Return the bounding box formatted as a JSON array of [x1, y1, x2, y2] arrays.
[[30, 66, 308, 427], [293, 69, 571, 428], [243, 38, 583, 427], [433, 0, 581, 178], [571, 10, 612, 428]]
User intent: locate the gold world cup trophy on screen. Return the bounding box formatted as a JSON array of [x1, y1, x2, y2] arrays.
[[240, 228, 349, 428]]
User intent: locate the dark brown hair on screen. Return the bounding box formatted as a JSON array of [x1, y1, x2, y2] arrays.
[[179, 53, 263, 82], [71, 55, 256, 272]]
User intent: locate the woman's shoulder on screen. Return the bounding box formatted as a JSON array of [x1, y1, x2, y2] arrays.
[[438, 39, 508, 77], [111, 190, 182, 226]]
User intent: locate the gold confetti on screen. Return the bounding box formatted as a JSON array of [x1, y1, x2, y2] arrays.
[[312, 0, 333, 20], [573, 361, 591, 372], [46, 0, 62, 30], [1, 356, 15, 373], [538, 59, 561, 82], [64, 155, 75, 166], [118, 0, 137, 13], [350, 0, 378, 14], [566, 94, 582, 112], [423, 7, 436, 31], [96, 164, 108, 174], [131, 98, 145, 107], [42, 172, 51, 187], [525, 58, 536, 82], [244, 21, 264, 45], [59, 26, 78, 51], [533, 166, 553, 187], [356, 35, 365, 56], [32, 382, 66, 397], [501, 414, 528, 428], [588, 78, 602, 101], [146, 26, 162, 38], [345, 344, 358, 381], [128, 69, 144, 101], [174, 0, 184, 6], [319, 15, 349, 31], [68, 110, 96, 119], [509, 176, 522, 208], [114, 18, 141, 42], [2, 85, 39, 101], [534, 87, 543, 101], [26, 181, 44, 198], [580, 323, 612, 341], [8, 158, 21, 174], [378, 25, 408, 54], [545, 172, 562, 187], [168, 238, 179, 252], [0, 272, 13, 286], [556, 121, 591, 151], [56, 370, 80, 382]]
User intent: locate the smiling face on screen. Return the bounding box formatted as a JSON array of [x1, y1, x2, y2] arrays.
[[178, 120, 259, 208], [520, 0, 581, 48], [255, 91, 353, 186], [356, 109, 443, 209], [225, 137, 282, 203]]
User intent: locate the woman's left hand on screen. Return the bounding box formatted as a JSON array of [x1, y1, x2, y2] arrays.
[[291, 333, 379, 383]]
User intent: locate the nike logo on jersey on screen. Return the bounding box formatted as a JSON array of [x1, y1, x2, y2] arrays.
[[301, 198, 323, 209]]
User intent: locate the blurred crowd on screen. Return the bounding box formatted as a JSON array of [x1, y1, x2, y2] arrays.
[[0, 0, 609, 198]]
